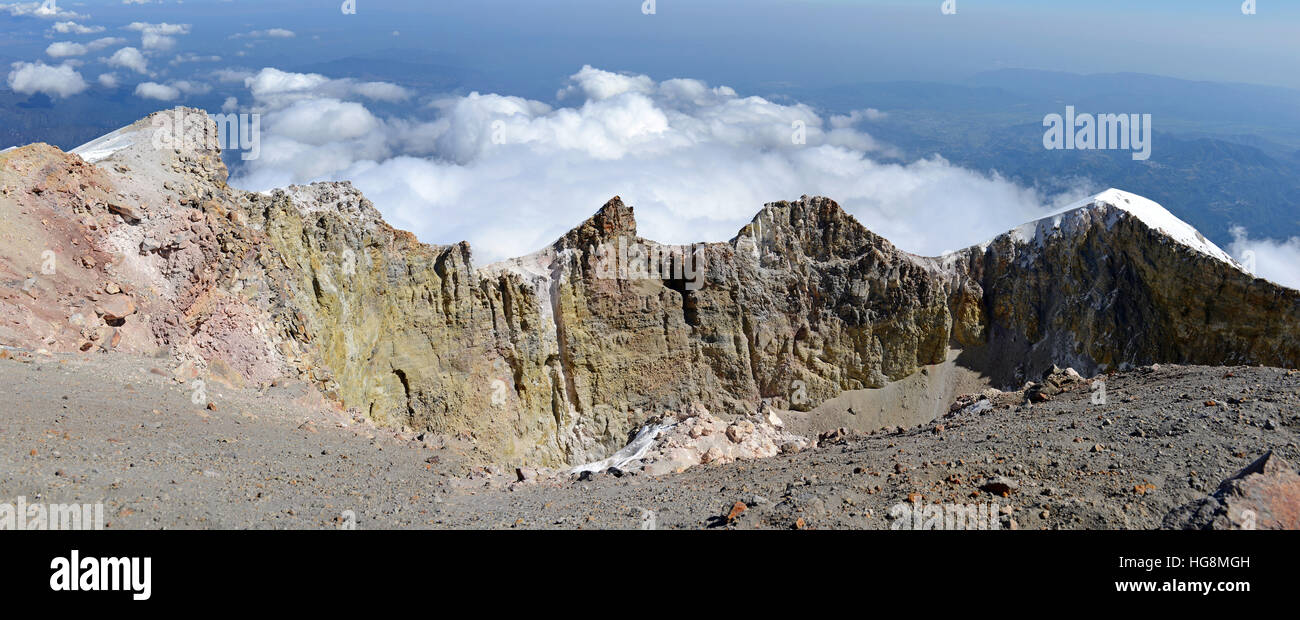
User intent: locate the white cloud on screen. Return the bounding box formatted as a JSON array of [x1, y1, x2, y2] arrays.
[[130, 78, 208, 100], [105, 46, 148, 74], [830, 108, 888, 128], [6, 61, 88, 98], [171, 53, 222, 66], [231, 28, 296, 39], [46, 41, 87, 58], [125, 22, 191, 51], [46, 37, 121, 57], [141, 33, 176, 50], [221, 96, 238, 112], [133, 81, 179, 101], [557, 65, 654, 101], [97, 72, 119, 88], [350, 81, 410, 102], [88, 37, 127, 50], [245, 67, 327, 98], [241, 68, 411, 110], [125, 22, 191, 35], [213, 68, 253, 83], [265, 99, 380, 145], [170, 80, 211, 96], [51, 21, 103, 34], [0, 2, 87, 19], [228, 65, 1087, 264], [1228, 226, 1300, 291]]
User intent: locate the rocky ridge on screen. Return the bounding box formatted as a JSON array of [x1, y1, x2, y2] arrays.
[[3, 107, 1299, 468]]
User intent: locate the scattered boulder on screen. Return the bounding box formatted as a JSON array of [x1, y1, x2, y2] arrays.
[[726, 420, 754, 443], [94, 294, 136, 322], [726, 501, 747, 522], [1026, 366, 1086, 402], [818, 427, 850, 445], [516, 467, 538, 483], [979, 476, 1019, 497], [765, 410, 784, 428], [106, 202, 141, 223], [623, 407, 810, 476]]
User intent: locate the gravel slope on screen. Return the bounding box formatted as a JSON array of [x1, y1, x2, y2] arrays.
[[3, 350, 1297, 529], [0, 350, 474, 529]]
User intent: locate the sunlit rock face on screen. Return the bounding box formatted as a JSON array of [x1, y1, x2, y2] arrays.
[[3, 108, 1298, 467]]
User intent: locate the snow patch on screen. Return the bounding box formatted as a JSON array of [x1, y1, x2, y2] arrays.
[[569, 422, 675, 474], [71, 126, 137, 164]]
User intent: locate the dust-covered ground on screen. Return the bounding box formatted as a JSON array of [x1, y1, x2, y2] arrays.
[[2, 349, 1297, 529], [0, 349, 478, 529]]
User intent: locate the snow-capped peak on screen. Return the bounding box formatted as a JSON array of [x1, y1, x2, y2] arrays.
[[992, 188, 1237, 266], [1073, 188, 1235, 264]]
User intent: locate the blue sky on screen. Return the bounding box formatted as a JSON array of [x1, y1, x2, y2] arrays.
[[3, 0, 1298, 96]]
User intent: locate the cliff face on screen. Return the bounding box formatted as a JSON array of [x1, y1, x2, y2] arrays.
[[3, 109, 1299, 467], [946, 192, 1300, 387]]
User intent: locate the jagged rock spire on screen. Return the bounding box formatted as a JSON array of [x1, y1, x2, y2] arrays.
[[555, 196, 637, 250]]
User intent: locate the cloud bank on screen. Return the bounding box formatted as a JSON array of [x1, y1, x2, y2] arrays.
[[228, 65, 1086, 264], [1228, 226, 1300, 291]]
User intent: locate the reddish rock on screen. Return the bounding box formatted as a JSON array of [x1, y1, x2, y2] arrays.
[[1164, 452, 1300, 530], [95, 294, 136, 321], [726, 501, 747, 522], [1213, 452, 1300, 530]]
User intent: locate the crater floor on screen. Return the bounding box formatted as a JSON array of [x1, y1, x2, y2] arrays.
[[2, 349, 1296, 529]]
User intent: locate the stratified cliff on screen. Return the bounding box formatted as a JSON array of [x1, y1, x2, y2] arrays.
[[2, 108, 1298, 467]]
